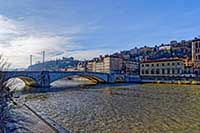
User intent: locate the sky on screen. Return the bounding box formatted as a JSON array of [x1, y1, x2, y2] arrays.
[[0, 0, 200, 68]]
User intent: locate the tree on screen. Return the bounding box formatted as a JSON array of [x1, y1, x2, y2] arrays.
[[0, 55, 12, 132]]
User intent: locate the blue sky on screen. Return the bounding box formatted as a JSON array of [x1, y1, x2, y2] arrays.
[[0, 0, 200, 68]]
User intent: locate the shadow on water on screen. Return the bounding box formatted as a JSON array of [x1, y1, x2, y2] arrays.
[[16, 81, 140, 96], [20, 83, 138, 94], [9, 77, 141, 97]]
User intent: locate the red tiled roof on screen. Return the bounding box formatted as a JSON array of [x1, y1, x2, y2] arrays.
[[141, 58, 185, 63]]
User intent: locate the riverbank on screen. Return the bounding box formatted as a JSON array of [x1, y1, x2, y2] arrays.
[[141, 76, 200, 85], [141, 79, 200, 85], [7, 99, 70, 133]]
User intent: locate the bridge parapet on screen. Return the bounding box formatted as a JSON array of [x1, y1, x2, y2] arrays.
[[2, 71, 141, 88]]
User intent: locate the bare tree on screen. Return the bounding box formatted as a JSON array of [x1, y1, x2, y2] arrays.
[[0, 55, 12, 132]]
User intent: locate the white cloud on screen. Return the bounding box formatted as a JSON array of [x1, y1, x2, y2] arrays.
[[0, 15, 74, 68], [0, 14, 106, 69], [0, 15, 17, 34]]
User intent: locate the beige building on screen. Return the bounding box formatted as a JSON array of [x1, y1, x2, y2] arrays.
[[140, 59, 185, 77], [159, 45, 171, 51], [192, 39, 200, 67], [103, 56, 123, 73], [84, 55, 138, 74], [66, 67, 77, 72], [86, 61, 93, 72], [95, 61, 104, 72], [191, 38, 200, 75], [77, 62, 87, 71]]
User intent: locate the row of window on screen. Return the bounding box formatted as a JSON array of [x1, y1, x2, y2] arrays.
[[195, 43, 200, 49], [195, 48, 200, 53], [141, 62, 182, 67], [141, 69, 182, 75], [195, 55, 200, 60]]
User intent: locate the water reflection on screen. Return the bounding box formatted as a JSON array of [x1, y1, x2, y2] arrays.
[[51, 77, 95, 88], [7, 78, 26, 91], [8, 77, 95, 93]]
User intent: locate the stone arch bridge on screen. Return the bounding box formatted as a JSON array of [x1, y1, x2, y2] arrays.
[[2, 71, 140, 88]]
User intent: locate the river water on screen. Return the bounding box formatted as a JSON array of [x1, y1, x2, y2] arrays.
[[15, 82, 200, 132]]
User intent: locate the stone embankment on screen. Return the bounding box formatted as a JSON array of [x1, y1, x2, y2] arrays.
[[141, 79, 199, 85], [8, 99, 69, 133]]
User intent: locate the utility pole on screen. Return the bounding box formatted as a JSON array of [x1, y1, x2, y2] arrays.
[[30, 54, 33, 71], [42, 51, 45, 63], [30, 54, 33, 66]]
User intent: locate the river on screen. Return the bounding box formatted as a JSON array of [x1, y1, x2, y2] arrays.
[[12, 80, 200, 132]]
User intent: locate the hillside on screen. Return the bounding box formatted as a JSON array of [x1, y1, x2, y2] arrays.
[[27, 57, 80, 71]]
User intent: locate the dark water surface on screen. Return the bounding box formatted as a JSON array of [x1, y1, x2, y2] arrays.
[[19, 83, 200, 132]]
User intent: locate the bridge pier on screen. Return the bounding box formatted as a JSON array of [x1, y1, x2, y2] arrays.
[[37, 71, 51, 88]]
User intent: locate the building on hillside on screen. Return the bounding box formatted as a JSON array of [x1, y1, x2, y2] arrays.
[[85, 61, 93, 72], [140, 58, 185, 77], [170, 40, 178, 45], [192, 38, 200, 65], [191, 38, 200, 75], [130, 48, 138, 55], [123, 60, 139, 75], [159, 45, 171, 51], [103, 56, 123, 74], [121, 54, 130, 60], [65, 66, 77, 72], [77, 62, 87, 71], [138, 46, 154, 55], [95, 61, 104, 72], [83, 55, 138, 74]]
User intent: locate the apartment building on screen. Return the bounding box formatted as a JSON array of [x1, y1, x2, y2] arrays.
[[140, 58, 185, 77], [103, 56, 123, 73]]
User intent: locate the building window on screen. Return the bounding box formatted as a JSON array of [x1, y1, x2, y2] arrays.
[[151, 64, 154, 67], [156, 69, 160, 74], [167, 69, 170, 74], [195, 70, 199, 75], [142, 64, 144, 67], [167, 63, 170, 66], [145, 70, 149, 74], [162, 69, 165, 74], [172, 62, 175, 66], [145, 64, 149, 67], [172, 69, 175, 74], [177, 69, 181, 74], [151, 69, 154, 74], [177, 62, 180, 65], [157, 64, 159, 67], [162, 63, 165, 66], [142, 70, 144, 74]]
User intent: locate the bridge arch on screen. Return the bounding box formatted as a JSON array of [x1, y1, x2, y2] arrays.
[[114, 76, 125, 83], [5, 76, 38, 87], [50, 74, 106, 84]]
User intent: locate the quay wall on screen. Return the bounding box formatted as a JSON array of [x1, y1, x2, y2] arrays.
[[141, 76, 200, 85]]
